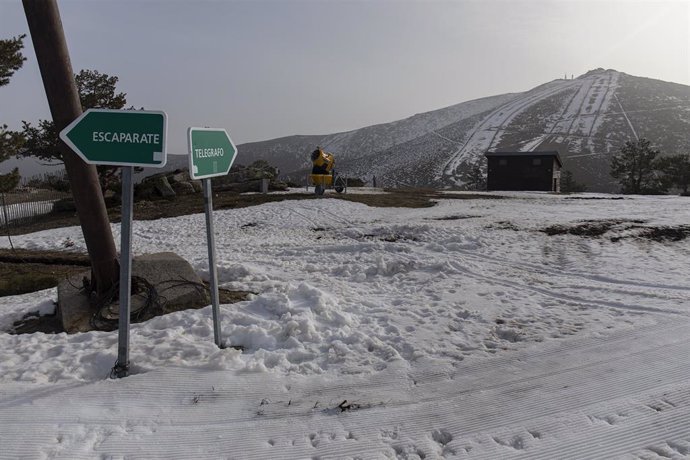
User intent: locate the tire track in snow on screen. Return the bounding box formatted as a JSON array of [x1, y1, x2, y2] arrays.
[[294, 203, 357, 229], [395, 223, 690, 316], [464, 245, 690, 293], [422, 225, 690, 294], [284, 202, 359, 231], [445, 258, 688, 317]]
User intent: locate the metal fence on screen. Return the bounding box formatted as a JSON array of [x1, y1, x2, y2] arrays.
[[0, 188, 70, 227], [0, 170, 71, 229]]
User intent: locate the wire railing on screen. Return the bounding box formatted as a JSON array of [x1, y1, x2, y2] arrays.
[[0, 188, 70, 227]]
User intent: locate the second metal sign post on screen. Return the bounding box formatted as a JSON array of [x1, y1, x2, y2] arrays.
[[187, 127, 238, 348]]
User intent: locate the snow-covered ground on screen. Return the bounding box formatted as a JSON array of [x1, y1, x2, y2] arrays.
[[1, 191, 689, 459]]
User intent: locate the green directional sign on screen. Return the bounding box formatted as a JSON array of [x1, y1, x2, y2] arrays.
[[59, 109, 167, 167], [188, 127, 238, 180]]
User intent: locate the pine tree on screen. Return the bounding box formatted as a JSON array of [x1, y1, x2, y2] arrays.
[[0, 34, 25, 87], [610, 138, 665, 194], [0, 35, 26, 162], [20, 69, 129, 191], [657, 154, 690, 195], [560, 169, 587, 193]]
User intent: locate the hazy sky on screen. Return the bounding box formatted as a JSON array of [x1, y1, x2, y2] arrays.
[[1, 0, 688, 154]]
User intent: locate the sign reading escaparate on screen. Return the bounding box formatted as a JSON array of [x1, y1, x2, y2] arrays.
[[187, 127, 237, 180], [59, 109, 167, 167], [91, 131, 161, 144]]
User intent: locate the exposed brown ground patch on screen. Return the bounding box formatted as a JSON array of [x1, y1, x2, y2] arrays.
[[4, 188, 504, 236], [0, 188, 504, 301]]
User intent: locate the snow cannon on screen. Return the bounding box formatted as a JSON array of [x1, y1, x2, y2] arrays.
[[309, 147, 346, 195]]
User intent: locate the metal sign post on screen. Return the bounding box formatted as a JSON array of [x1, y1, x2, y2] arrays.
[[203, 179, 222, 348], [188, 127, 238, 348], [59, 109, 167, 378], [115, 166, 134, 377]]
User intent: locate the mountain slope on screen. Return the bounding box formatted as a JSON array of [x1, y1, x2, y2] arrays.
[[189, 69, 690, 192], [234, 92, 518, 180]]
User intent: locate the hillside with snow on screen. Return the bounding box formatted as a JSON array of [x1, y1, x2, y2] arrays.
[[230, 69, 690, 192], [4, 69, 689, 192], [1, 191, 690, 458]]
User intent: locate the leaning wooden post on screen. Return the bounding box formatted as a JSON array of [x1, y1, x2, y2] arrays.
[[23, 0, 119, 296]]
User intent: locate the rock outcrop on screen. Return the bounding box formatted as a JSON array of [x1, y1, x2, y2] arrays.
[[135, 161, 287, 199]]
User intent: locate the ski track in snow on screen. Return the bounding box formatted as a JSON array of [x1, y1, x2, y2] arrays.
[[440, 80, 580, 179], [1, 192, 690, 458], [439, 71, 621, 182]]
